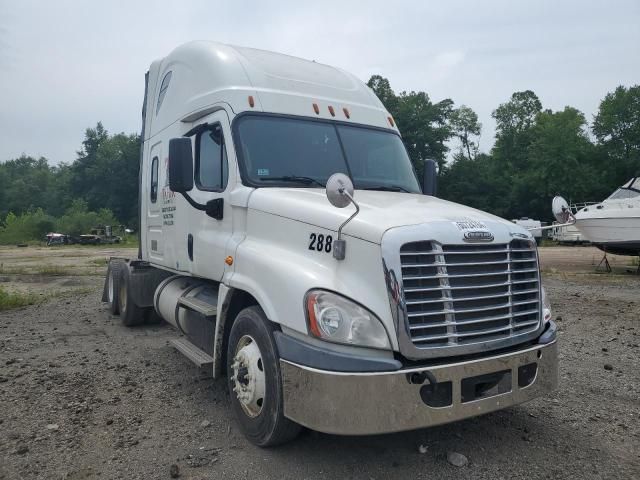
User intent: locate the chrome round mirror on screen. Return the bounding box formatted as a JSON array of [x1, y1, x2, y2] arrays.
[[326, 173, 354, 208], [552, 196, 571, 223]]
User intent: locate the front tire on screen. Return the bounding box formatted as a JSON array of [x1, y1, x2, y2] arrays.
[[226, 306, 301, 447]]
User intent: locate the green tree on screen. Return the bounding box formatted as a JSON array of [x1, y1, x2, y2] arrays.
[[592, 85, 640, 184], [367, 76, 454, 173], [449, 105, 482, 161], [520, 107, 598, 219]]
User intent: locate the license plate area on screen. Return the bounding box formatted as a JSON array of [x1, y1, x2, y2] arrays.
[[461, 369, 512, 403]]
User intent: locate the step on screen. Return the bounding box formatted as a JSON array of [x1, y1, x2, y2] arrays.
[[170, 338, 213, 368], [177, 296, 218, 317]]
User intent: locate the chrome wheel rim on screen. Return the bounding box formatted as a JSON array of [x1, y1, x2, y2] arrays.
[[231, 335, 265, 418]]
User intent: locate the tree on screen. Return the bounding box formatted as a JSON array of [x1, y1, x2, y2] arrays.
[[592, 85, 640, 183], [449, 105, 482, 161], [521, 107, 598, 219], [367, 76, 454, 173], [492, 90, 543, 171]]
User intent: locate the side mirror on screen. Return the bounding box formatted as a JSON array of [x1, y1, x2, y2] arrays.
[[168, 137, 194, 193], [326, 173, 354, 208], [326, 173, 360, 261], [423, 159, 438, 196]]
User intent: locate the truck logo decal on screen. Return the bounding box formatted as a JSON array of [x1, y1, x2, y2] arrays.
[[463, 230, 494, 242]]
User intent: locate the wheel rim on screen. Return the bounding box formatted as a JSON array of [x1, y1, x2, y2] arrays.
[[119, 281, 127, 312], [231, 335, 266, 418], [107, 270, 114, 303]]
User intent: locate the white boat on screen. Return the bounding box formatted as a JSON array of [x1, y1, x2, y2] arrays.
[[572, 177, 640, 256]]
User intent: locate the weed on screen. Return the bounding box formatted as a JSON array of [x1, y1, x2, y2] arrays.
[[0, 286, 38, 311]]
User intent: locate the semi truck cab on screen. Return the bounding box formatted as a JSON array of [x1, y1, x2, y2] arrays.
[[103, 41, 558, 446]]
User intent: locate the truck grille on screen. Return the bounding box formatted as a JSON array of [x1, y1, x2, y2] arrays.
[[400, 239, 540, 349]]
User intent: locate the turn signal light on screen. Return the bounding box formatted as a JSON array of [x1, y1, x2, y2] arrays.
[[225, 256, 234, 266]]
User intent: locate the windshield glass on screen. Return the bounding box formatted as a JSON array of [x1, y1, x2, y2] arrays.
[[234, 115, 421, 193], [607, 188, 640, 200]]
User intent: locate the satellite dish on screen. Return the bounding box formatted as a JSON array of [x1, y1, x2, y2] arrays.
[[552, 196, 571, 223], [326, 173, 354, 208]]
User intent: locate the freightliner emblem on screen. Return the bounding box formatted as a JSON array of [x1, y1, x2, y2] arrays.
[[463, 230, 494, 242]]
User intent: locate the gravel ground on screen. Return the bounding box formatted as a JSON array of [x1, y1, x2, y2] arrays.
[[1, 256, 639, 479]]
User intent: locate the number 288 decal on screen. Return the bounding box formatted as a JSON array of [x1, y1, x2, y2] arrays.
[[308, 233, 333, 253]]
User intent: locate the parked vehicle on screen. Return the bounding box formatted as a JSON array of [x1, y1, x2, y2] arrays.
[[79, 225, 122, 245], [550, 221, 587, 245], [102, 41, 558, 446], [555, 179, 640, 256], [45, 232, 75, 246]]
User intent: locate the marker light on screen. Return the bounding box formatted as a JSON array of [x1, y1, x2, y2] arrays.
[[328, 105, 335, 117], [343, 107, 350, 119], [248, 96, 255, 108], [313, 103, 320, 114], [388, 116, 395, 127]]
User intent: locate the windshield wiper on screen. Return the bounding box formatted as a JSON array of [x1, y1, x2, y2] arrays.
[[258, 175, 326, 187], [362, 185, 411, 193]]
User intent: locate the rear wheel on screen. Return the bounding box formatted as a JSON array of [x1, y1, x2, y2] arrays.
[[107, 261, 123, 315], [227, 306, 301, 447], [118, 267, 145, 326]]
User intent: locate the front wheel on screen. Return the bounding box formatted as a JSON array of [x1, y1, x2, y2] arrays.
[[226, 306, 301, 447]]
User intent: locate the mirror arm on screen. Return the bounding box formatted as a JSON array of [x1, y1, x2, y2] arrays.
[[333, 189, 360, 261], [180, 192, 207, 212], [178, 192, 224, 220], [337, 189, 359, 241]]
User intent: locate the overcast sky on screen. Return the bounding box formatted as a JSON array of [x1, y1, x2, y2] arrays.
[[1, 0, 639, 164]]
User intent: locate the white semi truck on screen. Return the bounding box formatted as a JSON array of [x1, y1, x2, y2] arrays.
[[103, 41, 558, 446]]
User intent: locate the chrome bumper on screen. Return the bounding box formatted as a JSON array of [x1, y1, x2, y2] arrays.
[[281, 340, 558, 435]]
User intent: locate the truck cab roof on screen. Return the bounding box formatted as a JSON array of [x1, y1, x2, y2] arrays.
[[146, 41, 395, 140]]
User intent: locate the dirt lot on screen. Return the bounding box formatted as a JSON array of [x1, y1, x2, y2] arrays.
[[1, 245, 639, 479]]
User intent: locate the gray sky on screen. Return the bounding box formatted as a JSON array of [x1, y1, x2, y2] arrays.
[[1, 0, 639, 164]]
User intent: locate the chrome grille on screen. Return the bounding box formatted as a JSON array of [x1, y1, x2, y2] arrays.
[[400, 240, 540, 349]]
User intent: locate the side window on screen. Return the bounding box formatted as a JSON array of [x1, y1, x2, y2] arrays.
[[156, 71, 172, 115], [150, 156, 159, 203], [196, 125, 229, 191]]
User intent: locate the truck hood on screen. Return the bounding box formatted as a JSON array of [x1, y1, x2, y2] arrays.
[[247, 188, 521, 244]]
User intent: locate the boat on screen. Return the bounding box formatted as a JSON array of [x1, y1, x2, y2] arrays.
[[569, 178, 640, 256]]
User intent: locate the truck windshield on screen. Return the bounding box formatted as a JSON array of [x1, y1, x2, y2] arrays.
[[234, 115, 421, 193]]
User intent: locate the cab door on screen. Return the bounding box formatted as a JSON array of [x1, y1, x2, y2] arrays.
[[184, 110, 235, 281]]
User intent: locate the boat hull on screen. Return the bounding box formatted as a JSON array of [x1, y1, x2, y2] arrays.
[[575, 216, 640, 256]]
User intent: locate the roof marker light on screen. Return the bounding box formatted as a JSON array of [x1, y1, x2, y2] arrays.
[[328, 106, 335, 117], [313, 103, 320, 114], [388, 116, 395, 127], [248, 96, 255, 108], [343, 107, 350, 119]]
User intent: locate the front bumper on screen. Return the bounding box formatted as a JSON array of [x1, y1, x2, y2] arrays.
[[281, 339, 558, 435]]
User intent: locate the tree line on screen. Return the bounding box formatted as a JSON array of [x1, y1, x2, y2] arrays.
[[368, 77, 640, 221], [1, 81, 638, 243]]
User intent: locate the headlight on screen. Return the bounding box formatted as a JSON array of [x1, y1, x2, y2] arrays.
[[305, 290, 391, 350], [541, 285, 552, 324]]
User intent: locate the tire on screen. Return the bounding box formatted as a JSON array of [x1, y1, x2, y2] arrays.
[[107, 260, 123, 315], [226, 306, 301, 447], [118, 267, 145, 326], [145, 309, 163, 325]]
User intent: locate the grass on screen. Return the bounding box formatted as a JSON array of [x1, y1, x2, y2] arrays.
[[0, 264, 105, 276], [0, 286, 39, 311]]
